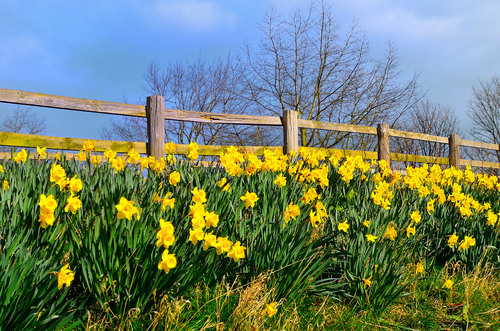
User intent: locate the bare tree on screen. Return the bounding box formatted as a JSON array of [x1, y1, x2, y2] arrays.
[[104, 1, 422, 150], [1, 106, 47, 135], [240, 1, 422, 149], [464, 75, 500, 167], [0, 107, 47, 152], [394, 100, 460, 160], [103, 57, 256, 146]]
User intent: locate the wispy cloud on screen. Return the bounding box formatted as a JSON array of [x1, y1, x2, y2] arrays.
[[146, 0, 237, 32]]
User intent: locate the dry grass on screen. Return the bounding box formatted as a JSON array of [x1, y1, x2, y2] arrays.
[[80, 263, 500, 331]]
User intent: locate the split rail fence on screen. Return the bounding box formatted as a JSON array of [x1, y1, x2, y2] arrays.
[[0, 88, 499, 170]]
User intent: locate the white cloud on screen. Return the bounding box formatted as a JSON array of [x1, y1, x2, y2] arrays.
[[147, 0, 237, 32]]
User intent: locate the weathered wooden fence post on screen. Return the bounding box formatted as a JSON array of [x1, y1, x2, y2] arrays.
[[283, 109, 299, 155], [449, 134, 460, 168], [377, 123, 391, 164], [146, 95, 165, 159]]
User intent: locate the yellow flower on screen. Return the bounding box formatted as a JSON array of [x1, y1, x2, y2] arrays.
[[110, 156, 127, 173], [362, 220, 371, 228], [487, 210, 498, 226], [37, 146, 47, 159], [426, 199, 435, 215], [274, 174, 287, 188], [443, 279, 454, 289], [0, 164, 3, 173], [365, 234, 378, 243], [203, 232, 217, 250], [39, 212, 55, 228], [216, 236, 233, 255], [161, 197, 176, 211], [338, 220, 349, 233], [158, 250, 177, 274], [458, 235, 476, 251], [283, 202, 300, 223], [115, 197, 140, 220], [315, 200, 328, 219], [406, 225, 416, 238], [191, 187, 207, 204], [363, 275, 373, 288], [104, 149, 117, 161], [384, 225, 398, 241], [240, 191, 259, 208], [39, 194, 58, 215], [64, 195, 82, 214], [188, 141, 199, 161], [216, 177, 231, 192], [82, 140, 95, 153], [205, 211, 219, 229], [69, 176, 83, 194], [14, 149, 28, 163], [2, 180, 8, 190], [415, 262, 424, 274], [165, 141, 176, 155], [156, 219, 175, 248], [189, 227, 205, 245], [127, 148, 141, 164], [169, 171, 181, 186], [77, 150, 87, 161], [57, 264, 75, 290], [447, 232, 459, 248], [261, 302, 278, 317], [302, 187, 318, 204], [410, 210, 421, 224], [227, 241, 246, 262], [91, 155, 102, 165]]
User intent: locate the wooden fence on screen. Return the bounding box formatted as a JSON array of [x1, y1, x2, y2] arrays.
[[0, 88, 499, 170]]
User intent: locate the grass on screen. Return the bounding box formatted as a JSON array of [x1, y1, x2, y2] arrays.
[[81, 263, 500, 330]]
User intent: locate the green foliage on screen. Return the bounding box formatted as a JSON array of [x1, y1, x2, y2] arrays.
[[1, 148, 500, 328]]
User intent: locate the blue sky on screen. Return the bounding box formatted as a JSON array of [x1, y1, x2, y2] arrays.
[[1, 0, 499, 140]]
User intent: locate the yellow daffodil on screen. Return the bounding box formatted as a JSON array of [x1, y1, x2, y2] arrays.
[[447, 232, 459, 248], [36, 146, 47, 159], [443, 279, 454, 289], [14, 149, 28, 163], [240, 191, 258, 208], [115, 197, 140, 220], [158, 250, 177, 274], [365, 234, 378, 243], [64, 195, 82, 214], [227, 241, 246, 262], [165, 141, 176, 154], [261, 302, 278, 317], [338, 220, 349, 233], [169, 171, 181, 186], [57, 264, 75, 290], [191, 187, 207, 204]]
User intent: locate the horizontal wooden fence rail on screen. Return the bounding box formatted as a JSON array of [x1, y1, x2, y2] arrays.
[[1, 88, 500, 170]]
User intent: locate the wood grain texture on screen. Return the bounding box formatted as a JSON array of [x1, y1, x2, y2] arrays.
[[391, 152, 449, 165], [459, 139, 500, 151], [389, 129, 448, 144], [298, 119, 377, 135], [304, 146, 378, 159], [0, 88, 146, 117], [461, 159, 500, 169], [449, 134, 460, 168], [0, 132, 146, 153], [283, 110, 299, 154], [146, 95, 165, 159], [163, 108, 282, 126], [377, 123, 391, 164]]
